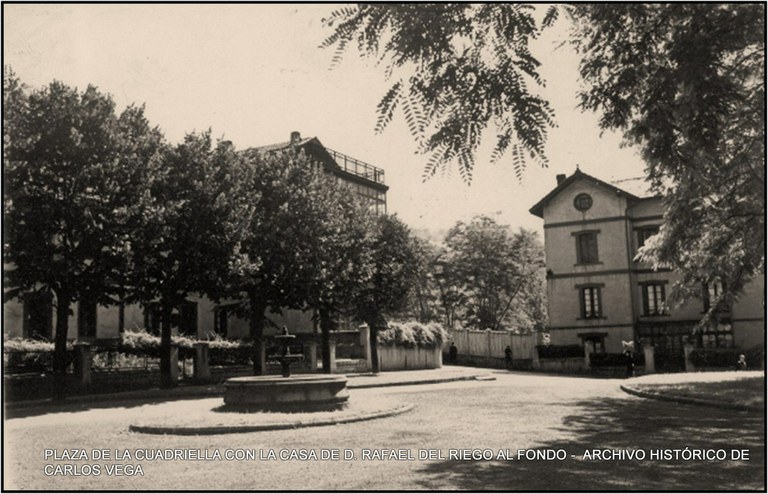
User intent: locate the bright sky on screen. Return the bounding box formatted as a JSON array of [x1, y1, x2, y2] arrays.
[[4, 4, 647, 237]]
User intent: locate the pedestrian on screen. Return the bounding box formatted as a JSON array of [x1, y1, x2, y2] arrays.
[[504, 345, 512, 370], [624, 348, 635, 378], [737, 354, 747, 371], [448, 342, 458, 364]]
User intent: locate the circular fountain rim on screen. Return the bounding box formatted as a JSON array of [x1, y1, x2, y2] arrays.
[[225, 375, 347, 385]]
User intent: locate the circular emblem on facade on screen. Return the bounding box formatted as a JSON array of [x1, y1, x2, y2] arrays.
[[574, 193, 593, 211]]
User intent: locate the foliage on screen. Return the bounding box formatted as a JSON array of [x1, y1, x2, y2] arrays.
[[377, 321, 447, 349], [400, 236, 444, 323], [322, 4, 765, 325], [571, 4, 765, 323], [536, 344, 583, 359], [321, 4, 557, 182], [3, 72, 165, 379], [589, 352, 644, 367], [689, 347, 764, 369], [441, 216, 546, 331]]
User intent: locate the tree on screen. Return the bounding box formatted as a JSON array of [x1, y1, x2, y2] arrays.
[[127, 133, 253, 387], [401, 236, 443, 324], [353, 214, 419, 373], [234, 149, 343, 375], [442, 217, 545, 331], [3, 75, 162, 393], [571, 4, 765, 321], [294, 174, 375, 373], [323, 4, 765, 321], [321, 4, 556, 182]]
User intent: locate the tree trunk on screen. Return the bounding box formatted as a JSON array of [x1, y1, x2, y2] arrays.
[[319, 307, 333, 374], [52, 289, 71, 400], [366, 313, 382, 374], [249, 294, 267, 375], [159, 298, 175, 388]]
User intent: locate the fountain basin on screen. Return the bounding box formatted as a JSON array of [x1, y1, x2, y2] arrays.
[[223, 375, 349, 411]]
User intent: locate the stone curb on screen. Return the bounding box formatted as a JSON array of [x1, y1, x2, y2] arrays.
[[128, 403, 415, 435], [348, 374, 491, 389], [620, 384, 763, 413], [5, 374, 488, 411]]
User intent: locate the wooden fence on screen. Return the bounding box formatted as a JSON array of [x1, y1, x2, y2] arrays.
[[447, 329, 537, 368]]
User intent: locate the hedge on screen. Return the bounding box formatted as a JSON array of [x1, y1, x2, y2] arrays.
[[377, 321, 447, 349], [689, 347, 764, 369], [536, 344, 583, 359], [589, 352, 645, 367]]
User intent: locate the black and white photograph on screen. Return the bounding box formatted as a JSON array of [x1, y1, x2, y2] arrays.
[[2, 3, 765, 491]]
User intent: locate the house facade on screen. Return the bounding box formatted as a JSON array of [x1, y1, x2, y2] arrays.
[[530, 169, 763, 370], [3, 132, 388, 342]]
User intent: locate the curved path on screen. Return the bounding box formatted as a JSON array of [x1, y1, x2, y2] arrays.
[[4, 372, 764, 490]]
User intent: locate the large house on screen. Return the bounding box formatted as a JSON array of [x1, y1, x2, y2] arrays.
[[3, 132, 388, 341], [530, 168, 763, 370]]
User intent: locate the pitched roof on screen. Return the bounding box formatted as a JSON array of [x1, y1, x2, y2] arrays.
[[529, 168, 643, 218]]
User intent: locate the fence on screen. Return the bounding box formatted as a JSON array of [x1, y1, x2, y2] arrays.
[[447, 329, 537, 369], [378, 346, 442, 371]]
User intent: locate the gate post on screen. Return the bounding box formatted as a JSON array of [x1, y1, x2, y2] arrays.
[[643, 342, 655, 374], [683, 342, 696, 373]]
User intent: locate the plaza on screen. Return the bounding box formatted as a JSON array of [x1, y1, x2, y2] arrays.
[[4, 370, 764, 490]]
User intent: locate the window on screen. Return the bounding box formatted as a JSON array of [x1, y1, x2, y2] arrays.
[[580, 333, 606, 354], [144, 302, 161, 335], [179, 301, 198, 336], [573, 193, 593, 211], [575, 232, 599, 264], [77, 299, 98, 338], [703, 279, 728, 312], [637, 226, 659, 248], [699, 323, 734, 348], [641, 283, 667, 316], [23, 291, 53, 339], [580, 286, 602, 319], [213, 306, 229, 338]]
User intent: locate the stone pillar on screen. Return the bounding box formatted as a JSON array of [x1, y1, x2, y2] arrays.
[[74, 343, 92, 388], [193, 342, 211, 382], [532, 344, 541, 370], [683, 343, 696, 373], [329, 342, 337, 374], [169, 344, 180, 384], [359, 324, 372, 372], [643, 343, 655, 374], [306, 341, 318, 373], [258, 340, 267, 374], [584, 342, 593, 369]]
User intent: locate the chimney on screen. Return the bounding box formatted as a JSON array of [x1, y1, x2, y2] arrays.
[[290, 131, 301, 146], [556, 173, 566, 185]]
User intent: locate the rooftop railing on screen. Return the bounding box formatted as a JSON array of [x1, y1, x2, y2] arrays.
[[326, 148, 386, 185]]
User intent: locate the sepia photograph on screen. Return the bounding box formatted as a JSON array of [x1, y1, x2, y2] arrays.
[[2, 3, 765, 491]]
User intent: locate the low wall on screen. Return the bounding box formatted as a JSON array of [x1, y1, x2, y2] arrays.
[[537, 357, 586, 373], [335, 358, 370, 374], [378, 346, 442, 371]]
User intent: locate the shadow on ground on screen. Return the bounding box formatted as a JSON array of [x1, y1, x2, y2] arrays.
[[414, 396, 765, 490], [4, 394, 213, 419]]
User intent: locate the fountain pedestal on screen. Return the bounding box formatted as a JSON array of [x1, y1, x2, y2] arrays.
[[223, 327, 349, 411], [223, 375, 349, 411]]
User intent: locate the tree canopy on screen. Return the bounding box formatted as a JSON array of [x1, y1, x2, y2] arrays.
[[321, 4, 557, 182], [322, 4, 765, 316], [571, 4, 764, 315]]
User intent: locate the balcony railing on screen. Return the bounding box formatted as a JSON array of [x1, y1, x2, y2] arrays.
[[326, 148, 385, 185]]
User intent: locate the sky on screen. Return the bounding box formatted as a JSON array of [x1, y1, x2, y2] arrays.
[[4, 4, 649, 237]]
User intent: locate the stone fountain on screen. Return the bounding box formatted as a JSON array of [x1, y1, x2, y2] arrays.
[[223, 326, 349, 411]]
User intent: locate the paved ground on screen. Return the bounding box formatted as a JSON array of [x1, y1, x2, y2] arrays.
[[4, 370, 764, 490]]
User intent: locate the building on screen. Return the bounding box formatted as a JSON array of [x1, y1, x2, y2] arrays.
[[529, 168, 763, 370], [3, 132, 388, 341]]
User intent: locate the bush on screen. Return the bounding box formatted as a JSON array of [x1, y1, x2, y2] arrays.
[[589, 352, 645, 367], [689, 347, 764, 369], [378, 321, 447, 349], [536, 344, 583, 359]]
